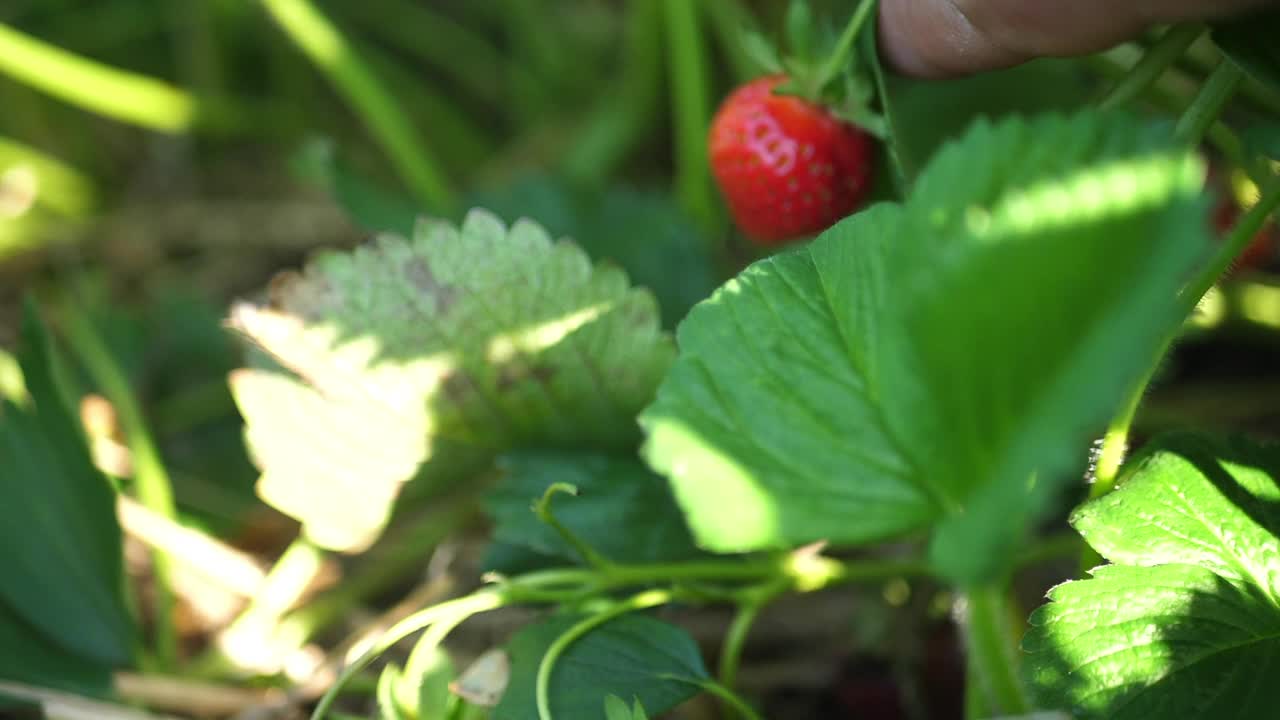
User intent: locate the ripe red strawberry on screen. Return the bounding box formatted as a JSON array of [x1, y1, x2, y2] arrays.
[[709, 74, 875, 245]]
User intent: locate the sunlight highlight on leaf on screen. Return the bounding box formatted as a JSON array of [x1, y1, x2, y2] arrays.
[[230, 209, 674, 551], [1025, 433, 1280, 719], [641, 112, 1212, 582]]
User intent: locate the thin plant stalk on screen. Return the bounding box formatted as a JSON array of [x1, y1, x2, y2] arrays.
[[562, 0, 665, 185], [1099, 24, 1204, 110], [0, 21, 230, 133], [664, 0, 721, 234], [964, 586, 1030, 715], [261, 0, 456, 212], [1174, 59, 1245, 145], [61, 304, 180, 667]]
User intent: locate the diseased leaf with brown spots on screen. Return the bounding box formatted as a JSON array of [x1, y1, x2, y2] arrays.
[[229, 209, 675, 551]]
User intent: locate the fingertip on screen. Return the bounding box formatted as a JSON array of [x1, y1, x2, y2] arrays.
[[877, 0, 951, 78], [876, 0, 1029, 79]]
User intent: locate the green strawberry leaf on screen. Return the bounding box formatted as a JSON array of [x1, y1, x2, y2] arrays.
[[1213, 8, 1280, 94], [0, 600, 112, 696], [0, 302, 133, 683], [494, 613, 707, 720], [1024, 433, 1280, 719], [641, 112, 1211, 584], [229, 210, 674, 551], [880, 59, 1092, 184], [487, 451, 706, 566], [469, 178, 720, 329]]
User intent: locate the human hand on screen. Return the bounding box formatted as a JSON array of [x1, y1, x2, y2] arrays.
[[879, 0, 1277, 77]]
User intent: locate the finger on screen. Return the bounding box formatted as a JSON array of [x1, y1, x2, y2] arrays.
[[879, 0, 1277, 78]]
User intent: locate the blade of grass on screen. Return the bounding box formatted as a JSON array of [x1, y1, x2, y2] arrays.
[[0, 21, 238, 133], [261, 0, 456, 212], [1099, 24, 1204, 110], [356, 40, 494, 175], [503, 0, 570, 116], [562, 0, 664, 185], [1174, 58, 1245, 145], [61, 302, 179, 668], [170, 0, 226, 102], [663, 0, 722, 234], [333, 0, 518, 108], [0, 135, 96, 217]]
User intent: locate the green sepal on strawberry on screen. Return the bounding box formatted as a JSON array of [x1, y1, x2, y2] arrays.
[[710, 0, 885, 245]]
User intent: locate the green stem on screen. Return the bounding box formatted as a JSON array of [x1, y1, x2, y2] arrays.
[[1074, 48, 1258, 578], [1174, 34, 1280, 117], [1091, 378, 1147, 503], [1099, 24, 1204, 110], [399, 606, 474, 709], [1174, 60, 1245, 145], [1088, 52, 1244, 168], [1074, 176, 1280, 574], [275, 503, 476, 649], [536, 589, 673, 720], [1182, 173, 1280, 315], [261, 0, 456, 212], [0, 21, 234, 133], [216, 536, 326, 671], [717, 580, 786, 693], [312, 590, 506, 720], [964, 585, 1030, 716], [1077, 361, 1154, 573], [963, 651, 990, 720], [663, 0, 720, 234], [61, 304, 179, 667], [357, 40, 494, 173], [170, 0, 225, 101], [536, 483, 616, 570], [717, 603, 761, 691], [335, 0, 514, 107], [813, 0, 878, 91]]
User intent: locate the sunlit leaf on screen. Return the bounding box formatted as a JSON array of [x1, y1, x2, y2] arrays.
[[642, 113, 1210, 584], [230, 210, 674, 551], [1025, 433, 1280, 719]]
